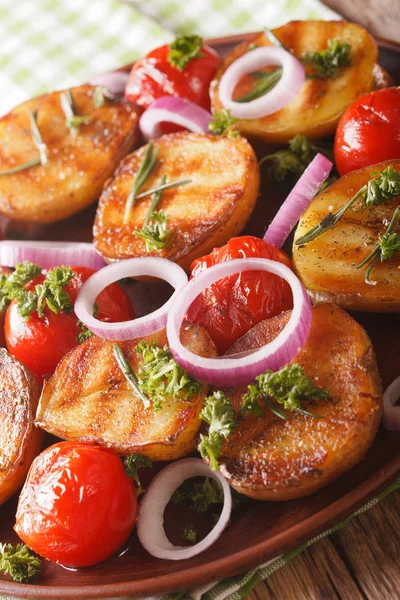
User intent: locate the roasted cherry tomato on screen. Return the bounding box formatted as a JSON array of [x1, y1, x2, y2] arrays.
[[187, 236, 293, 353], [15, 442, 137, 568], [5, 266, 134, 381], [125, 36, 220, 115], [334, 88, 400, 176]]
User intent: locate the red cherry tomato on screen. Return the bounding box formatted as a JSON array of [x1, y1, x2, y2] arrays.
[[15, 442, 137, 568], [4, 266, 134, 381], [334, 88, 400, 176], [187, 236, 294, 354], [125, 40, 220, 116]]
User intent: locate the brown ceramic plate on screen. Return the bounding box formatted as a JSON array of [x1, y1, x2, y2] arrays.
[[1, 32, 400, 600]]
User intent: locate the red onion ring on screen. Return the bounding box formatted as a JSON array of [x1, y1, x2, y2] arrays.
[[218, 46, 305, 119], [89, 71, 129, 96], [383, 375, 400, 430], [137, 458, 232, 560], [139, 96, 212, 141], [74, 257, 188, 340], [167, 258, 312, 386], [264, 153, 333, 247], [0, 241, 106, 270]]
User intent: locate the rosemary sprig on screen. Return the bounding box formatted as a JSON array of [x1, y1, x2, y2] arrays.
[[123, 143, 159, 223], [263, 26, 290, 52], [357, 206, 400, 285], [144, 174, 166, 227], [133, 175, 172, 251], [113, 344, 151, 409], [60, 89, 92, 133], [135, 178, 191, 201], [236, 67, 282, 103], [0, 111, 47, 176]]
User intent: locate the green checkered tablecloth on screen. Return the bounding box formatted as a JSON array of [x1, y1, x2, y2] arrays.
[[1, 1, 398, 599]]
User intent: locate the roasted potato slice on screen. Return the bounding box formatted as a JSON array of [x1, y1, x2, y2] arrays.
[[0, 85, 139, 223], [36, 323, 216, 461], [216, 304, 382, 501], [0, 349, 43, 504], [293, 160, 400, 312], [93, 132, 260, 272], [211, 21, 377, 143]]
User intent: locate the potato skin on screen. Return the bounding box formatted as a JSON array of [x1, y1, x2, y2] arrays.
[[217, 304, 382, 501], [0, 85, 139, 223], [211, 21, 377, 143], [293, 160, 400, 312], [0, 349, 43, 505], [93, 132, 260, 272], [36, 323, 216, 461]]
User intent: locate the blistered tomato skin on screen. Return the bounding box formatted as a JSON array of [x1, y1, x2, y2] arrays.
[[334, 88, 400, 176], [187, 236, 294, 353], [4, 266, 134, 381], [15, 442, 138, 568], [125, 43, 220, 113]]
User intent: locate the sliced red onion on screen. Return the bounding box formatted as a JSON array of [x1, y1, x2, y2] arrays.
[[137, 458, 231, 560], [219, 46, 305, 119], [383, 375, 400, 430], [89, 71, 129, 96], [167, 258, 312, 386], [0, 241, 106, 269], [139, 96, 212, 141], [74, 257, 188, 340], [264, 154, 333, 247]]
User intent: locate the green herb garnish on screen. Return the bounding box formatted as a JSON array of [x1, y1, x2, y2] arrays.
[[181, 525, 197, 544], [124, 453, 153, 496], [60, 89, 92, 133], [133, 210, 171, 252], [303, 38, 351, 78], [123, 143, 159, 223], [241, 364, 329, 418], [93, 85, 115, 108], [0, 261, 41, 313], [0, 543, 41, 583], [135, 178, 192, 201], [171, 476, 247, 513], [357, 206, 400, 285], [77, 302, 98, 343], [135, 341, 201, 412], [208, 109, 239, 138], [198, 391, 236, 471], [0, 111, 47, 176], [113, 344, 151, 409], [296, 165, 400, 246], [236, 67, 282, 103], [259, 133, 334, 182], [168, 35, 203, 71]]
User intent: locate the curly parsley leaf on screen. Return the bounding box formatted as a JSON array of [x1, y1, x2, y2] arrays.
[[198, 391, 237, 471], [124, 453, 153, 496], [181, 525, 197, 544], [0, 261, 41, 313], [208, 110, 240, 138], [136, 341, 201, 412], [168, 35, 204, 71], [303, 38, 351, 78], [133, 210, 171, 252], [171, 476, 247, 515], [0, 543, 41, 583]]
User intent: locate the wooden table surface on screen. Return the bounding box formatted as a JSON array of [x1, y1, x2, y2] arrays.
[[248, 491, 400, 599]]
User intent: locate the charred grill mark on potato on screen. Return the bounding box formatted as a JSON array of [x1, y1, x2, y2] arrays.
[[216, 304, 382, 501], [0, 85, 139, 223], [93, 132, 260, 272]]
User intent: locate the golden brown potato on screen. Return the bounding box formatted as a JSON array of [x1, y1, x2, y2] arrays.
[[0, 85, 139, 223], [0, 349, 43, 504], [211, 21, 377, 143], [215, 304, 382, 501], [93, 132, 260, 272], [293, 160, 400, 312], [36, 323, 216, 461]]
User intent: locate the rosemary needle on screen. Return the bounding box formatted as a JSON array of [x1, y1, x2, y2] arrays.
[[0, 110, 46, 176], [113, 344, 150, 409]]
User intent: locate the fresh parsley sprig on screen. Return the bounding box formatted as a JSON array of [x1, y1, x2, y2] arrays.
[[303, 38, 351, 78], [0, 111, 47, 177], [0, 543, 41, 583], [60, 89, 92, 134], [198, 391, 237, 471], [136, 341, 201, 412], [208, 110, 240, 138], [14, 265, 74, 320], [124, 453, 153, 496], [134, 210, 171, 252], [181, 525, 197, 544], [168, 35, 204, 71], [296, 165, 400, 246], [0, 261, 41, 313]]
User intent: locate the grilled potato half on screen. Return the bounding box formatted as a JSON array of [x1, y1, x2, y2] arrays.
[[210, 20, 377, 143], [293, 160, 400, 312], [93, 132, 260, 272], [36, 323, 216, 461], [216, 304, 382, 501], [0, 85, 139, 223], [0, 349, 43, 505]]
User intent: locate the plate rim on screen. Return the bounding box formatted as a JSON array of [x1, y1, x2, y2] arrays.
[[1, 30, 400, 600]]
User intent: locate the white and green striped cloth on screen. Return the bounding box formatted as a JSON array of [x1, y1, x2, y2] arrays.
[[1, 2, 397, 600]]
